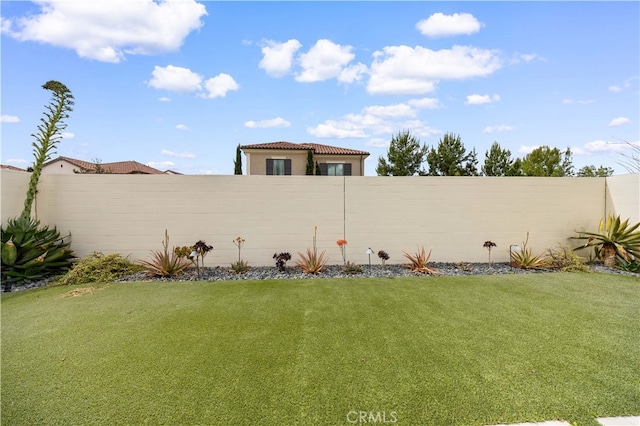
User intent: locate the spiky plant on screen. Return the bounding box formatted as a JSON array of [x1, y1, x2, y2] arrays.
[[510, 232, 547, 269], [138, 230, 191, 277], [402, 246, 438, 274], [572, 215, 640, 267], [1, 81, 75, 291]]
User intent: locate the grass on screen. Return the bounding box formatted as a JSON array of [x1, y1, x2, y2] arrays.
[[1, 273, 638, 426]]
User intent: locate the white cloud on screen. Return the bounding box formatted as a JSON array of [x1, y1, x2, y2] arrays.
[[408, 97, 442, 109], [161, 149, 195, 159], [416, 12, 483, 37], [609, 117, 630, 127], [572, 140, 638, 155], [465, 94, 500, 105], [60, 132, 75, 138], [203, 73, 239, 98], [562, 98, 595, 105], [1, 0, 206, 63], [609, 76, 638, 92], [363, 104, 416, 118], [518, 145, 540, 154], [244, 117, 292, 128], [296, 39, 355, 82], [7, 158, 29, 165], [510, 52, 541, 64], [259, 39, 302, 77], [1, 115, 20, 123], [483, 125, 513, 133], [149, 65, 203, 93], [175, 124, 189, 131], [147, 160, 175, 170], [338, 63, 368, 84], [366, 138, 389, 148], [368, 45, 502, 95], [158, 97, 171, 102], [307, 101, 441, 139]]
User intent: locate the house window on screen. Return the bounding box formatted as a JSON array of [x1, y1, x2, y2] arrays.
[[266, 159, 291, 175], [319, 163, 352, 176]]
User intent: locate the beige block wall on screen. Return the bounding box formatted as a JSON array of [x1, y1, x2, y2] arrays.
[[1, 170, 30, 222], [3, 170, 631, 267], [605, 173, 640, 224]]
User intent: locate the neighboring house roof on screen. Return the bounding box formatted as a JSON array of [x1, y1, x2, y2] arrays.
[[1, 164, 27, 171], [43, 156, 167, 174], [240, 141, 369, 157]]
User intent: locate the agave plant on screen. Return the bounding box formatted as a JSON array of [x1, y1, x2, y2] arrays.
[[1, 81, 76, 291], [510, 232, 547, 270], [296, 247, 328, 274], [572, 215, 640, 267], [1, 216, 74, 291], [403, 246, 438, 274], [138, 230, 191, 277]]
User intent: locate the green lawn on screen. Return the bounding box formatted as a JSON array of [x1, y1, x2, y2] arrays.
[[1, 273, 638, 426]]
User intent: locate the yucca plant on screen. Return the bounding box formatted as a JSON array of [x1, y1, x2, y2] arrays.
[[1, 81, 76, 291], [138, 230, 191, 277], [572, 215, 640, 267], [1, 216, 74, 290], [402, 246, 438, 274], [510, 232, 547, 269]]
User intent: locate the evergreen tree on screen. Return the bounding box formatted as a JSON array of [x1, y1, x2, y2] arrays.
[[234, 144, 242, 175], [577, 165, 614, 177], [315, 161, 322, 175], [482, 142, 514, 176], [426, 132, 478, 176], [305, 150, 314, 175], [376, 130, 428, 176], [521, 146, 574, 177]]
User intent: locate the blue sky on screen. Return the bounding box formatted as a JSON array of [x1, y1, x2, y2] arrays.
[[1, 1, 638, 175]]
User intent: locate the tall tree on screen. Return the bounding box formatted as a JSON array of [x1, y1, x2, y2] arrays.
[[520, 146, 574, 177], [376, 130, 428, 176], [234, 144, 242, 175], [305, 150, 315, 175], [21, 81, 74, 221], [577, 165, 614, 177], [426, 132, 478, 176], [482, 142, 515, 176]]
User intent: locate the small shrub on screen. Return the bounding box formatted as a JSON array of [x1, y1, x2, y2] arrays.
[[616, 258, 640, 273], [377, 250, 390, 267], [230, 260, 250, 274], [55, 252, 143, 286], [403, 246, 438, 274], [138, 230, 192, 277], [342, 261, 363, 275], [273, 252, 292, 272], [545, 245, 590, 272], [453, 262, 473, 272], [510, 232, 547, 269]]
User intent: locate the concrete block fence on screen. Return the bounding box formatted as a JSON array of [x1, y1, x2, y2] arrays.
[[1, 170, 638, 267]]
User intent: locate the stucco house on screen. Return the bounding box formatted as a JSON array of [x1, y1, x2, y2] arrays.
[[240, 142, 370, 176], [41, 156, 172, 174]]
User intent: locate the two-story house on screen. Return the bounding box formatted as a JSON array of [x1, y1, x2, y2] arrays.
[[240, 142, 370, 176]]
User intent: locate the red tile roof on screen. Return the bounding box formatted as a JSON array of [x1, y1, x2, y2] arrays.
[[1, 164, 27, 171], [43, 156, 166, 174], [240, 141, 369, 156]]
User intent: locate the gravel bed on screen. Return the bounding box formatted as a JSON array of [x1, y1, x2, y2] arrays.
[[4, 262, 638, 293]]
